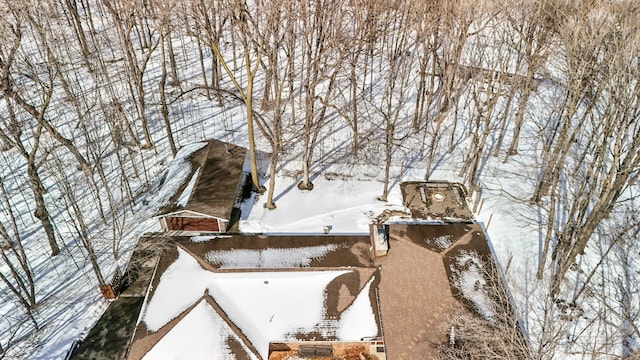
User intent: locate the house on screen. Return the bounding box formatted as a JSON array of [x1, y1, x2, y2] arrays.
[[108, 181, 523, 360], [124, 221, 517, 359], [155, 139, 249, 233], [127, 234, 385, 360]]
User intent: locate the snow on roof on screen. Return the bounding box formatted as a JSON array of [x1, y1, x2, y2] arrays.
[[211, 271, 347, 358], [155, 139, 247, 220], [191, 235, 232, 242], [337, 276, 378, 340], [142, 298, 257, 360], [149, 142, 208, 213], [203, 244, 343, 268], [142, 247, 215, 332], [140, 247, 377, 359], [176, 167, 201, 207], [449, 250, 495, 321]]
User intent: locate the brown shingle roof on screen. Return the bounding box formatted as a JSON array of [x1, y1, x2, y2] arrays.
[[375, 222, 496, 359], [158, 139, 247, 220]]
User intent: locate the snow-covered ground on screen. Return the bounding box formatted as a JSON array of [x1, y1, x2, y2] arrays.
[[0, 114, 606, 359], [240, 166, 406, 234], [0, 2, 637, 359]]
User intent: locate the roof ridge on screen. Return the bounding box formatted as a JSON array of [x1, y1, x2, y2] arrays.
[[202, 289, 263, 359], [134, 296, 204, 359]]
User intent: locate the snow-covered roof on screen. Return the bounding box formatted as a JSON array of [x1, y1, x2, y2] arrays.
[[141, 297, 258, 360], [126, 219, 512, 360], [129, 246, 380, 360], [156, 139, 247, 221]]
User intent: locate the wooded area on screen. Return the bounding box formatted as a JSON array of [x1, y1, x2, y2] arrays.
[[0, 0, 639, 358]]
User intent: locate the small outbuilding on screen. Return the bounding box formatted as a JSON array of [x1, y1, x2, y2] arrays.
[[400, 181, 472, 220], [156, 139, 248, 233]]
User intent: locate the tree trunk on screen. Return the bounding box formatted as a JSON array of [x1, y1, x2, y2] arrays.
[[165, 30, 180, 86], [264, 148, 279, 209], [64, 0, 91, 58], [505, 64, 536, 160], [159, 32, 177, 156], [379, 124, 393, 202], [27, 161, 59, 256]]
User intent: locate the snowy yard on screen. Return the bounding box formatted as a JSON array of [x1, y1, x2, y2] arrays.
[[0, 0, 638, 359]]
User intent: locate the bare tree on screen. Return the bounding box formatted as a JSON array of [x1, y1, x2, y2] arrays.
[[502, 0, 554, 161], [196, 0, 264, 193], [559, 209, 640, 359], [458, 21, 511, 196], [340, 0, 385, 155], [371, 2, 416, 202], [1, 7, 92, 174], [529, 2, 603, 206], [0, 179, 38, 329], [296, 0, 345, 191], [435, 257, 530, 360], [59, 0, 93, 65], [187, 0, 226, 104], [249, 0, 297, 209], [102, 0, 160, 149], [152, 1, 179, 156], [0, 101, 60, 256], [423, 0, 479, 179], [47, 151, 107, 287], [535, 2, 640, 285], [609, 217, 640, 359], [412, 0, 441, 132]]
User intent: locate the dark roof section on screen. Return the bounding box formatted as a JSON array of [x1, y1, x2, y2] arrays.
[[70, 297, 144, 360], [157, 140, 247, 220]]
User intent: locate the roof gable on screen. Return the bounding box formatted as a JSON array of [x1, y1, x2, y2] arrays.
[[142, 298, 257, 360], [158, 209, 226, 220]]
